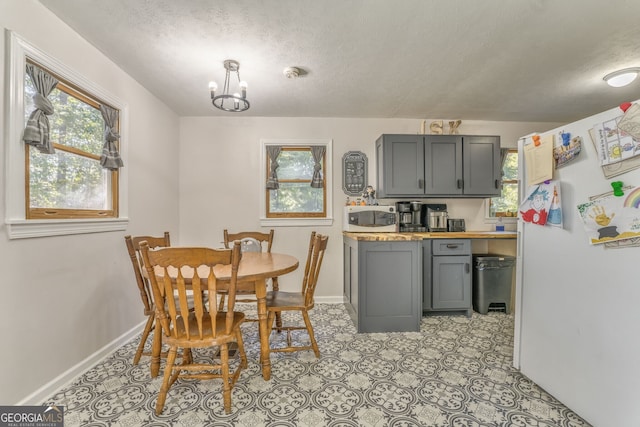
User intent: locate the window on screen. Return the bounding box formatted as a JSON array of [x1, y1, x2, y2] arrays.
[[260, 139, 333, 226], [488, 149, 518, 218], [5, 31, 128, 239], [25, 60, 119, 219], [267, 147, 325, 217]]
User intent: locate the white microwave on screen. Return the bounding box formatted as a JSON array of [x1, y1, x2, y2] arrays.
[[343, 206, 397, 232]]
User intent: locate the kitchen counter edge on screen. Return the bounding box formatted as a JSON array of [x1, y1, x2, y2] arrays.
[[343, 231, 517, 241]]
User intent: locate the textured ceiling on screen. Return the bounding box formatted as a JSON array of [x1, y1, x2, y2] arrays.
[[39, 0, 640, 122]]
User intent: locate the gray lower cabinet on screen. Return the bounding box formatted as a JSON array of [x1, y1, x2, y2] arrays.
[[343, 236, 421, 332], [423, 239, 472, 317]]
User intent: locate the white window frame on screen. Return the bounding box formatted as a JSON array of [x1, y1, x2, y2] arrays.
[[259, 139, 333, 227], [4, 31, 129, 239], [485, 148, 518, 224]]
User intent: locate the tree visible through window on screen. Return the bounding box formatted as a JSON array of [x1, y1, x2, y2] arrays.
[[266, 147, 326, 218], [489, 150, 518, 217], [25, 60, 118, 219]]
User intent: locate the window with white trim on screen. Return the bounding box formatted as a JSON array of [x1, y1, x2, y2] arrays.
[[5, 32, 128, 239], [25, 59, 119, 219], [260, 139, 333, 227]]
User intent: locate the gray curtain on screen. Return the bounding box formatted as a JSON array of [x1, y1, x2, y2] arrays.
[[310, 145, 325, 188], [266, 146, 281, 189], [99, 104, 124, 169], [23, 63, 59, 154], [500, 148, 510, 174]]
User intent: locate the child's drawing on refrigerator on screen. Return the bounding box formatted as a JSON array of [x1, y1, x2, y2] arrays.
[[519, 184, 552, 226], [577, 186, 640, 244]]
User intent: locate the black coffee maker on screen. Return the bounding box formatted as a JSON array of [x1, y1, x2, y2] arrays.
[[397, 201, 426, 232]]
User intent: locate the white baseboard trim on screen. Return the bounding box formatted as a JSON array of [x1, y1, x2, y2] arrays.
[[315, 296, 345, 304], [16, 320, 146, 405]]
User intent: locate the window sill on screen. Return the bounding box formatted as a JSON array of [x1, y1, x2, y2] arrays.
[[485, 216, 518, 223], [6, 217, 129, 239], [260, 217, 333, 227]]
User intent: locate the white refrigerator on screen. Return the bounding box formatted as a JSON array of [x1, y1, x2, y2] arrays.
[[515, 101, 640, 427]]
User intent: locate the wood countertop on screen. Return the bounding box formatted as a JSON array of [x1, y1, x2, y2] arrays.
[[343, 231, 517, 241]]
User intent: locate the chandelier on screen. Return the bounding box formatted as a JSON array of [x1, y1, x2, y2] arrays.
[[208, 60, 250, 112]]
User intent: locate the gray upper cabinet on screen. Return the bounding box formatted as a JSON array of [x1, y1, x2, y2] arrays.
[[376, 134, 501, 198], [424, 135, 463, 195], [376, 134, 424, 196], [461, 136, 502, 196]]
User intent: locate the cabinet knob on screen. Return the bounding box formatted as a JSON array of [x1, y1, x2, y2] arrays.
[[457, 179, 463, 189], [418, 179, 424, 189], [465, 263, 470, 273]]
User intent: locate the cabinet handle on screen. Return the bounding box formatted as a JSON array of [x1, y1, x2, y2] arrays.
[[465, 263, 470, 273], [457, 179, 463, 189], [446, 244, 459, 249], [418, 179, 424, 189], [495, 179, 500, 189]]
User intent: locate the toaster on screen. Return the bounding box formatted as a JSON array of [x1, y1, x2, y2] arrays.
[[448, 218, 466, 232]]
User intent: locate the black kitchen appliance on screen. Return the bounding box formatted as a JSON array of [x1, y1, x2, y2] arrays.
[[397, 201, 426, 232]]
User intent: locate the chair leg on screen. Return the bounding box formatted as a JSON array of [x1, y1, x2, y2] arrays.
[[133, 314, 154, 365], [302, 310, 320, 358], [267, 311, 276, 334], [150, 320, 163, 378], [220, 343, 232, 414], [155, 347, 177, 415], [218, 294, 226, 311], [183, 348, 193, 365], [235, 329, 248, 369], [271, 278, 283, 332]]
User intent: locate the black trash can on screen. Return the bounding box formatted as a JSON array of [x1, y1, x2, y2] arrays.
[[472, 254, 515, 314]]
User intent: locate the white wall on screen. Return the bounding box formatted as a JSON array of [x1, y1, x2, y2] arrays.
[[0, 1, 180, 404], [179, 117, 559, 297]]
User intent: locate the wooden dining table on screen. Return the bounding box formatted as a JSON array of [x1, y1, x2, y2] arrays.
[[149, 251, 299, 381]]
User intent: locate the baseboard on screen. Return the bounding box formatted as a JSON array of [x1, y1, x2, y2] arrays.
[[315, 296, 345, 304], [16, 320, 146, 405]]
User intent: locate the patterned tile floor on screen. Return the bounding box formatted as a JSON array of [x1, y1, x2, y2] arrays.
[[44, 304, 591, 426]]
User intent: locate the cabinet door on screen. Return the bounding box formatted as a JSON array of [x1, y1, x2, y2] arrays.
[[359, 241, 421, 332], [376, 134, 424, 196], [422, 240, 432, 311], [462, 136, 501, 196], [424, 135, 463, 195], [432, 255, 471, 310]]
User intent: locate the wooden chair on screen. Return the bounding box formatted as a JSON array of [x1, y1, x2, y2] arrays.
[[266, 232, 329, 357], [219, 229, 278, 318], [124, 232, 171, 365], [141, 241, 247, 415], [223, 229, 274, 252]]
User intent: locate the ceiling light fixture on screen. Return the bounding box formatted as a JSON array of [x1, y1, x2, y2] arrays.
[[208, 59, 249, 112], [603, 67, 640, 88]]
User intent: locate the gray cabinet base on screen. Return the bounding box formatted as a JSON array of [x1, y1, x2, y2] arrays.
[[343, 237, 421, 333]]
